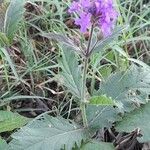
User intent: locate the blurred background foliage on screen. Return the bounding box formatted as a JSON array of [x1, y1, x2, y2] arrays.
[[0, 0, 149, 117]]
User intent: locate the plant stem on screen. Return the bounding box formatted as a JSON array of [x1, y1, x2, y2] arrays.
[[82, 58, 89, 103], [86, 24, 94, 56], [81, 57, 89, 127], [80, 102, 88, 127], [81, 25, 94, 128]]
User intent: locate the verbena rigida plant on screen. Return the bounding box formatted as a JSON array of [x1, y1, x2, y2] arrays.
[[7, 0, 150, 150]]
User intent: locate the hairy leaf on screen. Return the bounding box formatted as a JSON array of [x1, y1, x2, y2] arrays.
[[41, 32, 82, 55], [90, 26, 126, 55], [81, 141, 115, 150], [4, 0, 25, 42], [96, 64, 150, 112], [0, 111, 29, 133], [116, 101, 150, 142], [9, 115, 88, 150], [59, 45, 83, 99], [89, 95, 115, 105], [86, 105, 120, 130]]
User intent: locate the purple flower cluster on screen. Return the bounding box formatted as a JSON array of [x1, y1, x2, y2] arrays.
[[69, 0, 118, 36]]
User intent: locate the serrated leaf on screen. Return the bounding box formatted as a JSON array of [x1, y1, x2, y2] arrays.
[[86, 105, 120, 130], [4, 0, 25, 42], [96, 64, 150, 112], [81, 141, 115, 150], [9, 115, 88, 150], [89, 95, 114, 105], [0, 111, 29, 133], [0, 139, 9, 150], [59, 45, 83, 99], [116, 101, 150, 142], [90, 26, 126, 55]]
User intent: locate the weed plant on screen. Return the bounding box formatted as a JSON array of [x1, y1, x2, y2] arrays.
[[0, 0, 150, 149]]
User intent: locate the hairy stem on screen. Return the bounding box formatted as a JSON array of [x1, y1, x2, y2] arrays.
[[86, 24, 94, 56], [80, 101, 88, 127], [81, 25, 94, 128], [81, 58, 89, 127]]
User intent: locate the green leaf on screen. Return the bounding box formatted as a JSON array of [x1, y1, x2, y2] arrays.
[[113, 45, 128, 58], [116, 101, 150, 142], [0, 32, 9, 45], [0, 111, 29, 133], [86, 105, 120, 130], [0, 139, 9, 150], [91, 26, 126, 55], [81, 141, 115, 150], [0, 47, 19, 80], [96, 64, 150, 112], [129, 58, 150, 69], [99, 66, 112, 79], [89, 95, 115, 106], [41, 32, 79, 51], [4, 0, 25, 42], [59, 45, 83, 99], [9, 115, 88, 150]]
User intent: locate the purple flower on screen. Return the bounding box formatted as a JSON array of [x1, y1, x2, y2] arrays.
[[75, 12, 91, 32], [68, 1, 80, 13], [68, 0, 118, 37]]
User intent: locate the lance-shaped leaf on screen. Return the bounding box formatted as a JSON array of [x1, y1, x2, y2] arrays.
[[9, 115, 88, 150], [0, 111, 29, 133], [59, 45, 83, 99], [90, 26, 127, 55], [41, 32, 72, 46], [116, 101, 150, 142], [41, 32, 82, 55], [96, 64, 150, 112], [4, 0, 25, 42]]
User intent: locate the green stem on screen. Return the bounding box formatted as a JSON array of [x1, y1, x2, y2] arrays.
[[80, 25, 94, 128], [80, 102, 88, 127], [82, 58, 89, 103], [81, 58, 89, 127]]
